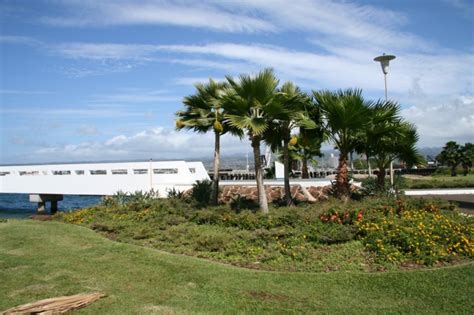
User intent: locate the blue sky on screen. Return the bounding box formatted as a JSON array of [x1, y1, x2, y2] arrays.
[[1, 0, 473, 164]]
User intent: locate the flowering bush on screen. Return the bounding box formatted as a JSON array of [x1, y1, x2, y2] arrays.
[[359, 209, 473, 265], [61, 207, 101, 225], [319, 208, 363, 225]]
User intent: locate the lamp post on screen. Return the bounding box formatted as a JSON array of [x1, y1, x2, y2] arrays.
[[374, 53, 396, 187]]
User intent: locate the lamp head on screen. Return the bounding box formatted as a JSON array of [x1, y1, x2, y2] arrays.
[[374, 53, 396, 75]]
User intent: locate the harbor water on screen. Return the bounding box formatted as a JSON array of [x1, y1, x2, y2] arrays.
[[0, 193, 102, 219]]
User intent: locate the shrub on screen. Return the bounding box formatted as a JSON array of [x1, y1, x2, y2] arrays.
[[167, 188, 185, 199], [359, 209, 473, 265], [191, 180, 213, 206], [230, 194, 259, 212], [102, 190, 160, 208], [360, 176, 407, 197], [311, 223, 359, 244], [194, 229, 234, 252], [62, 207, 102, 225]]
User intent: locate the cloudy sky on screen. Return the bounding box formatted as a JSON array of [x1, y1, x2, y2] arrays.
[[1, 0, 473, 164]]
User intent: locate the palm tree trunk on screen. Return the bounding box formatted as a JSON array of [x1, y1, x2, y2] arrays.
[[302, 158, 309, 179], [451, 165, 457, 177], [252, 136, 269, 213], [335, 153, 350, 200], [283, 137, 292, 206], [350, 151, 354, 178], [377, 168, 386, 190], [367, 154, 372, 177], [211, 130, 220, 205]]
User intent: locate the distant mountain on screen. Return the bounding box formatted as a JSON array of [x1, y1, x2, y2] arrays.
[[417, 147, 442, 160]]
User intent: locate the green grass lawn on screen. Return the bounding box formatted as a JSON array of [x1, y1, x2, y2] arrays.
[[403, 174, 474, 189], [1, 220, 473, 314]]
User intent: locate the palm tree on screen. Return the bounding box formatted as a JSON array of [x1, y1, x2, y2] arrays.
[[313, 89, 371, 200], [437, 141, 462, 176], [372, 121, 421, 189], [288, 129, 323, 179], [224, 69, 280, 213], [176, 79, 239, 205], [263, 82, 316, 205], [354, 100, 401, 188], [460, 143, 473, 176]]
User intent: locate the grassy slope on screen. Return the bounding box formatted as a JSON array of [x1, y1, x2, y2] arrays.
[[1, 220, 473, 314]]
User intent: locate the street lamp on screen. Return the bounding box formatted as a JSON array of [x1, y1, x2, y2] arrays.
[[374, 53, 396, 101], [374, 53, 396, 186]]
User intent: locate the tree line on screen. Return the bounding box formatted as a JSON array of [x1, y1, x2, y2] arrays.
[[176, 68, 421, 212], [437, 141, 473, 176]]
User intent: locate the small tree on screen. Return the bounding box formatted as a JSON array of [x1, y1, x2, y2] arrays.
[[313, 89, 371, 200], [263, 82, 317, 205], [437, 141, 462, 176], [288, 129, 323, 179], [356, 100, 421, 190]]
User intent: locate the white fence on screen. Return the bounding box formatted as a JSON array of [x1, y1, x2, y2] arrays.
[[0, 161, 209, 197]]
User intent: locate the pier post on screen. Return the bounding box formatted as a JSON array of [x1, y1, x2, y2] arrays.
[[29, 194, 64, 215], [51, 201, 58, 214], [37, 202, 46, 214]]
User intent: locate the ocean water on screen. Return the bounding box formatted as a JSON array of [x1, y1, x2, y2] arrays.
[[0, 193, 102, 219]]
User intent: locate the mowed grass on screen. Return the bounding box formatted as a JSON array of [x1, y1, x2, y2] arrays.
[[1, 220, 473, 314], [403, 174, 474, 189]]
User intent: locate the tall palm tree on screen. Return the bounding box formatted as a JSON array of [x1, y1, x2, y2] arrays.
[[313, 89, 371, 200], [176, 79, 239, 205], [224, 69, 280, 213], [263, 82, 316, 205]]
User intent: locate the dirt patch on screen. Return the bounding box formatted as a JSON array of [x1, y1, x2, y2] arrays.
[[143, 305, 185, 314], [30, 214, 54, 221]]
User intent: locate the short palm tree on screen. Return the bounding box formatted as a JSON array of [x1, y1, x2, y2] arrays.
[[224, 69, 280, 213], [460, 143, 473, 176], [313, 89, 371, 200], [371, 120, 421, 189], [264, 82, 317, 205], [176, 79, 239, 205], [437, 141, 462, 176], [355, 100, 400, 188], [288, 128, 324, 179]]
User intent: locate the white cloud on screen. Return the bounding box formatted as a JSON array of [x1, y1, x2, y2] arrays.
[[91, 89, 180, 104], [40, 0, 275, 33], [33, 127, 248, 162], [77, 125, 100, 136], [50, 40, 473, 98], [158, 43, 474, 97], [54, 42, 159, 60], [441, 0, 474, 14], [0, 89, 55, 95], [173, 77, 214, 86], [402, 96, 474, 146], [0, 35, 42, 46]]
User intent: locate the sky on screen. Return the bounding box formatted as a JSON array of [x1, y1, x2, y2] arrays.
[[0, 0, 473, 165]]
